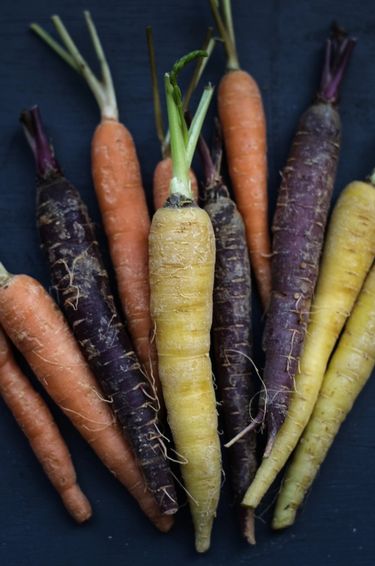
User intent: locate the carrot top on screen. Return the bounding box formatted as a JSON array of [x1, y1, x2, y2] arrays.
[[164, 51, 213, 199], [146, 27, 215, 159], [30, 11, 118, 120], [209, 0, 239, 71], [20, 106, 61, 180], [318, 24, 356, 103]]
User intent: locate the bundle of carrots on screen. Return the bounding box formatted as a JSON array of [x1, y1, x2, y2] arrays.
[[0, 0, 373, 556]]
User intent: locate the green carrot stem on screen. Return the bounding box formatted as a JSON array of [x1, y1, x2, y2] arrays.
[[30, 23, 79, 71], [186, 87, 214, 166], [164, 50, 213, 198], [183, 29, 214, 111], [83, 11, 117, 116], [165, 74, 189, 194], [222, 0, 236, 52], [146, 26, 165, 151], [0, 263, 11, 286], [209, 0, 239, 70], [30, 12, 118, 120]]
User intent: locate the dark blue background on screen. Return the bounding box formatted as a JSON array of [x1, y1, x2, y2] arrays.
[[0, 1, 374, 565]]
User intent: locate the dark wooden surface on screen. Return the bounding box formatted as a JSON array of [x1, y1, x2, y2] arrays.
[[0, 1, 374, 564]]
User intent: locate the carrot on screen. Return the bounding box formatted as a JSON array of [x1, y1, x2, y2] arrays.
[[240, 26, 356, 454], [242, 175, 375, 513], [21, 106, 177, 516], [198, 123, 257, 544], [149, 52, 221, 552], [30, 12, 160, 399], [146, 27, 214, 210], [273, 262, 375, 529], [209, 0, 271, 309], [0, 265, 173, 533], [0, 326, 91, 523]]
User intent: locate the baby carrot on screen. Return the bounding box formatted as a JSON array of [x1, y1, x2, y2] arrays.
[[146, 27, 214, 210], [210, 0, 271, 309], [0, 326, 91, 523]]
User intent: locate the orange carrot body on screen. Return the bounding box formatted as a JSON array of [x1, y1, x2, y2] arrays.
[[218, 69, 271, 309], [153, 156, 199, 210], [0, 327, 91, 523], [0, 272, 172, 532], [91, 119, 161, 398]]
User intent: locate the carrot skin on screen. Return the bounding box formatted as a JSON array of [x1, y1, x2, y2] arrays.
[[153, 157, 198, 211], [91, 119, 161, 398], [199, 127, 256, 542], [36, 175, 177, 515], [149, 202, 221, 552], [0, 327, 92, 523], [0, 272, 172, 532], [206, 190, 257, 541], [273, 263, 375, 529], [218, 69, 271, 309], [262, 101, 341, 450]]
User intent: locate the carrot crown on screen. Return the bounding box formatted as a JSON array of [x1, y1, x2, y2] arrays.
[[30, 12, 118, 120], [209, 0, 239, 71], [20, 106, 61, 181], [318, 24, 356, 104], [146, 27, 215, 159], [165, 51, 213, 199]]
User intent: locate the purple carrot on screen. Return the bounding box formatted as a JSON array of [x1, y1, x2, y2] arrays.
[[20, 106, 177, 515], [199, 121, 257, 544], [250, 25, 356, 456]]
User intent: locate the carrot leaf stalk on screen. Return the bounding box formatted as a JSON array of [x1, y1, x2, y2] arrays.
[[0, 324, 92, 523], [165, 51, 213, 198], [147, 29, 215, 159], [209, 0, 239, 70], [30, 11, 118, 119], [147, 29, 214, 212]]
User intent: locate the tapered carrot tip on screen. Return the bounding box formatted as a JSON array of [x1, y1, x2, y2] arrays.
[[154, 514, 175, 533], [242, 508, 256, 545], [195, 519, 214, 553], [272, 507, 296, 531], [61, 485, 92, 523]]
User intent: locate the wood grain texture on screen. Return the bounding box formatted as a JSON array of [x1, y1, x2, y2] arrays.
[[0, 0, 374, 564]]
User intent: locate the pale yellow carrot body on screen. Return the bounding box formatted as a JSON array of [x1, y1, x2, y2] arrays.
[[149, 206, 221, 552], [242, 180, 375, 510], [273, 263, 375, 529]]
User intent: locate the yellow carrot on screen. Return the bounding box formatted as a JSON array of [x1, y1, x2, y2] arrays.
[[273, 262, 375, 529], [149, 52, 221, 552], [242, 178, 375, 512]]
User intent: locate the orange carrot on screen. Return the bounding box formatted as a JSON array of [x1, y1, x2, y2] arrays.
[[91, 118, 157, 391], [30, 12, 160, 400], [0, 327, 92, 523], [153, 157, 198, 210], [210, 0, 271, 309], [0, 265, 172, 533]]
